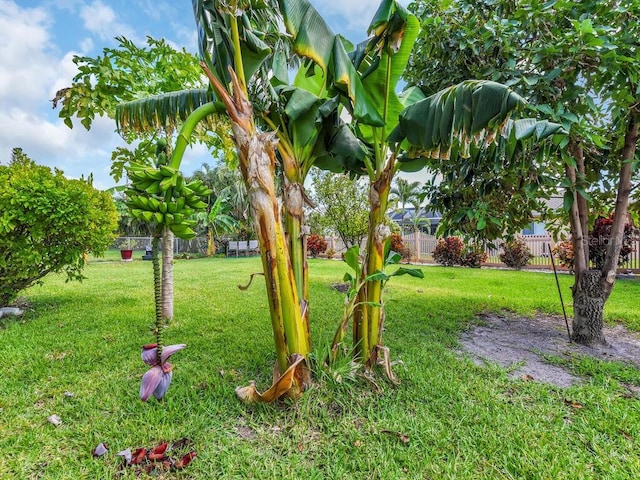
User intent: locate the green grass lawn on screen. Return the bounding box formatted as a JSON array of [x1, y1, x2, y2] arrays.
[[1, 257, 640, 479]]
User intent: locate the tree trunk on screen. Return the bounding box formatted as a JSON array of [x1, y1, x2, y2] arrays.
[[161, 227, 174, 322], [206, 228, 215, 256], [571, 270, 607, 345], [283, 175, 310, 341], [570, 111, 638, 345], [354, 159, 394, 366], [203, 64, 310, 396], [599, 111, 637, 297]]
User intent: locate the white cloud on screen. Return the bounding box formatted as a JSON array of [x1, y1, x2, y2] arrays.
[[0, 1, 122, 189], [79, 37, 94, 53], [0, 1, 56, 108], [79, 0, 138, 42]]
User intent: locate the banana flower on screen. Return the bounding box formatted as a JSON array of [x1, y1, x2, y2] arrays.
[[139, 344, 186, 401]]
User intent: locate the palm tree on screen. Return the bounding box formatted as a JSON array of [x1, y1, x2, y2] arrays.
[[390, 178, 422, 234], [192, 196, 238, 256]]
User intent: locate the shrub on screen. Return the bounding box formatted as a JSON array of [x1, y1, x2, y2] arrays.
[[432, 237, 464, 266], [307, 233, 328, 257], [326, 248, 336, 259], [390, 233, 413, 262], [460, 245, 488, 268], [0, 149, 118, 306], [589, 215, 637, 269], [499, 238, 533, 269], [552, 240, 574, 271]]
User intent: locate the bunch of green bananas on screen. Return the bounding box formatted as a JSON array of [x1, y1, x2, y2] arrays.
[[125, 152, 211, 240]]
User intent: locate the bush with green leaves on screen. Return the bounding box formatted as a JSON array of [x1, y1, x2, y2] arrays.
[[0, 149, 118, 306], [499, 238, 534, 270]]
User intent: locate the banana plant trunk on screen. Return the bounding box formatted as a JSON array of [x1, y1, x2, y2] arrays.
[[161, 226, 174, 322], [354, 159, 394, 366], [283, 168, 310, 340], [204, 66, 311, 393]]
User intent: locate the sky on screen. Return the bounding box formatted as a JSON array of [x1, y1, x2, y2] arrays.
[[0, 0, 410, 190]]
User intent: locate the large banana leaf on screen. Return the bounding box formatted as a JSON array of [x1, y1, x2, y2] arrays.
[[310, 95, 371, 175], [115, 89, 223, 134], [277, 0, 384, 127], [354, 0, 421, 142], [389, 80, 533, 166], [192, 0, 276, 87]]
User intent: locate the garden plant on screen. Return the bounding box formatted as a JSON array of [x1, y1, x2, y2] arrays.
[[112, 0, 562, 400], [407, 0, 640, 345]]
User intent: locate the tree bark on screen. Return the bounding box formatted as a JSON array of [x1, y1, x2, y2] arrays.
[[570, 111, 638, 345], [571, 270, 607, 345], [354, 158, 394, 366], [599, 111, 637, 299]]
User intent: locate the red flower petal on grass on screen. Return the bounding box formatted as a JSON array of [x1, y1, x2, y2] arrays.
[[148, 441, 168, 461], [130, 447, 147, 465], [174, 451, 196, 469]]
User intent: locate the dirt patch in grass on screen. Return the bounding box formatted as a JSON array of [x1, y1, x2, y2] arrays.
[[459, 312, 640, 387]]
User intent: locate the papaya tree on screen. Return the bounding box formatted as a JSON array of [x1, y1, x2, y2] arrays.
[[53, 36, 234, 324], [405, 0, 640, 345]]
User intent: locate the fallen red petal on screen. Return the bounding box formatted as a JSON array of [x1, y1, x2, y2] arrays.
[[152, 441, 168, 455], [174, 451, 196, 469], [130, 447, 147, 464]]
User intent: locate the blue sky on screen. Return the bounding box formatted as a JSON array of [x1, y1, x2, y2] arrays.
[[0, 0, 409, 189]]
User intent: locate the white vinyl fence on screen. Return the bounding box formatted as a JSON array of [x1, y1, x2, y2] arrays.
[[114, 233, 640, 272]]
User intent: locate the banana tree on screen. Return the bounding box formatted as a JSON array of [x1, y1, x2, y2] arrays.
[[191, 0, 315, 400], [192, 0, 408, 399], [125, 132, 212, 401], [276, 0, 564, 371]]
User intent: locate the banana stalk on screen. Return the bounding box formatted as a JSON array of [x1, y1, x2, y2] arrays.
[[203, 63, 311, 399], [353, 157, 394, 366]]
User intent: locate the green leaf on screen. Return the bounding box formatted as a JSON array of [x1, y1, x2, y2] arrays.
[[389, 267, 424, 279], [365, 271, 389, 282], [563, 190, 574, 212], [386, 251, 402, 266], [344, 245, 360, 273], [576, 188, 592, 202]]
